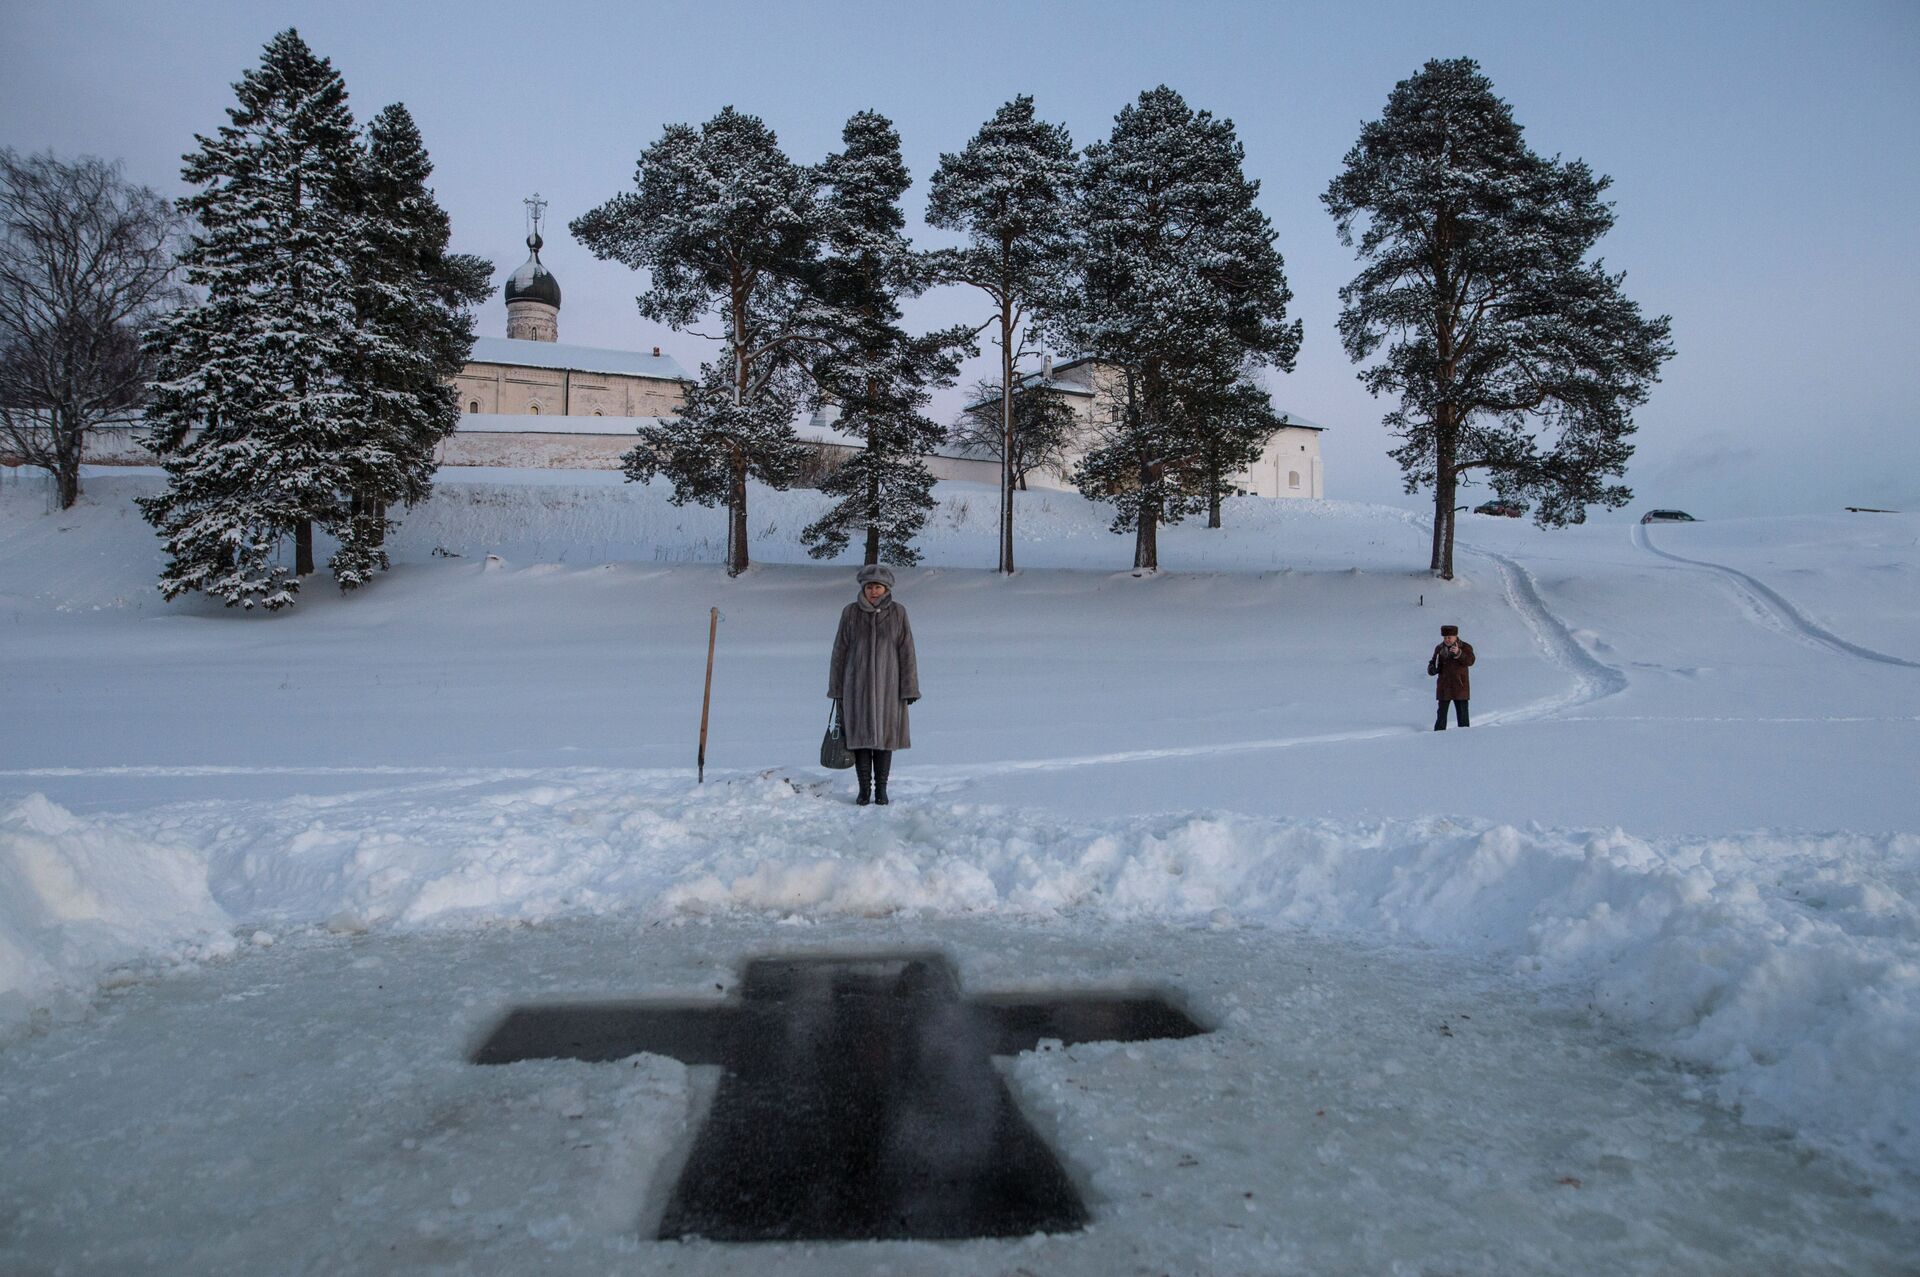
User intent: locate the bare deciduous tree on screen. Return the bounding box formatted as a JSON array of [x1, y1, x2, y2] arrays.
[[950, 375, 1078, 493], [0, 150, 183, 508]]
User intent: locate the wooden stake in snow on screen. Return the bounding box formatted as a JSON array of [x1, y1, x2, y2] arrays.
[[698, 607, 719, 783]]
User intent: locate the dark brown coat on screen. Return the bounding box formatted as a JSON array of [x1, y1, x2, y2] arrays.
[[1427, 640, 1475, 701], [828, 597, 919, 750]]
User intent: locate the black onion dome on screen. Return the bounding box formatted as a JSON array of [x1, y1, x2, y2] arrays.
[[504, 231, 561, 308]]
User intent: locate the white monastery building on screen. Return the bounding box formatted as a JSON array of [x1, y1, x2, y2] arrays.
[[936, 358, 1324, 499], [435, 201, 1326, 499]]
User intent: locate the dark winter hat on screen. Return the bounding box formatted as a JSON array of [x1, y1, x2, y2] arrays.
[[856, 563, 896, 589], [1440, 624, 1459, 636]]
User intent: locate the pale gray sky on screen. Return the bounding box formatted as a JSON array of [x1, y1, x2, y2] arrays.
[[5, 0, 1916, 517]]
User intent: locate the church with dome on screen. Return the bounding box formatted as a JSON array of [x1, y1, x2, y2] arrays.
[[438, 196, 690, 469]]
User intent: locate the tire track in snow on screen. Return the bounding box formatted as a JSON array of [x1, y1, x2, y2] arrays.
[[1633, 524, 1920, 669]]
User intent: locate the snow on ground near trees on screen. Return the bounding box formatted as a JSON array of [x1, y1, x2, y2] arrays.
[[3, 466, 1918, 1269]]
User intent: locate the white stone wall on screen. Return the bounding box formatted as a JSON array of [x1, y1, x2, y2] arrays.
[[437, 430, 635, 470], [452, 363, 684, 420], [1237, 427, 1326, 499]]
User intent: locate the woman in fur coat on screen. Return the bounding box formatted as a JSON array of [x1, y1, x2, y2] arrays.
[[828, 563, 919, 804]]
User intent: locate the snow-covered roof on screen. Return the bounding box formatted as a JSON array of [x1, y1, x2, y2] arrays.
[[454, 412, 671, 437], [467, 337, 687, 382], [961, 376, 1096, 411]]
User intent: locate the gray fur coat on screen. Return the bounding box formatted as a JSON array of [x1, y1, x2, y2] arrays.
[[828, 595, 919, 751]]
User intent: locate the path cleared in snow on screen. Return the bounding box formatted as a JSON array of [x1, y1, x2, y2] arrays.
[[4, 914, 1914, 1276]]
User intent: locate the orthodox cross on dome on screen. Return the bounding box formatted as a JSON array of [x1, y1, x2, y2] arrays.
[[471, 952, 1208, 1241], [523, 192, 548, 252]]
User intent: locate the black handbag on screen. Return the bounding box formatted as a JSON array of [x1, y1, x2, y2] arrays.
[[820, 703, 853, 770]]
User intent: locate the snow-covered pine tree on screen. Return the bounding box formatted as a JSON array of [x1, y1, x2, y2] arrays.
[[1324, 58, 1675, 579], [572, 108, 825, 576], [1065, 87, 1300, 570], [334, 102, 492, 588], [801, 111, 966, 566], [140, 28, 362, 608], [950, 375, 1077, 492], [926, 96, 1078, 574]]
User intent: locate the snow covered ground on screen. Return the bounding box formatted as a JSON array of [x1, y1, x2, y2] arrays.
[[3, 465, 1917, 1272]]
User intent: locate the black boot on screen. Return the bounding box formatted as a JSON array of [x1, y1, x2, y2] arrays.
[[853, 750, 873, 806], [873, 750, 892, 805]]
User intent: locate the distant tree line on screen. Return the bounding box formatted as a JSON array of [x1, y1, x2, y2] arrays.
[[1, 39, 1671, 600]]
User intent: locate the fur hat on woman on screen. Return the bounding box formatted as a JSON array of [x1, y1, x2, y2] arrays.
[[856, 563, 896, 589], [1440, 624, 1459, 636]]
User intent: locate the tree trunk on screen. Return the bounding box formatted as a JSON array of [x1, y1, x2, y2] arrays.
[[50, 406, 83, 509], [864, 375, 882, 565], [1134, 462, 1160, 572], [1435, 444, 1458, 580], [727, 458, 749, 577], [1207, 457, 1222, 529], [1430, 485, 1446, 573], [56, 461, 80, 510], [295, 518, 315, 576], [998, 299, 1015, 575]]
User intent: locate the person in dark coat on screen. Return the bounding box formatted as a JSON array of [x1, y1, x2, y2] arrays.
[[1428, 624, 1475, 730], [828, 563, 919, 805]]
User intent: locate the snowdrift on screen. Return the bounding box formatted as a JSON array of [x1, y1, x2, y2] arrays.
[[4, 775, 1916, 1187]]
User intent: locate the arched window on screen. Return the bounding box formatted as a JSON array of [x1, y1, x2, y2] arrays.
[[1289, 470, 1301, 489], [529, 403, 541, 415], [593, 410, 603, 416], [468, 400, 480, 413]]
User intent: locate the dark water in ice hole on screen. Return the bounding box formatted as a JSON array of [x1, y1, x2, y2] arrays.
[[472, 952, 1209, 1241]]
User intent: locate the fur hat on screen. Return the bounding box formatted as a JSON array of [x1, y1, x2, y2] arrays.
[[856, 563, 896, 589], [1440, 624, 1459, 636]]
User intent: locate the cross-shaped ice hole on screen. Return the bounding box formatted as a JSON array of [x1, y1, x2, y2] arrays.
[[471, 952, 1208, 1241]]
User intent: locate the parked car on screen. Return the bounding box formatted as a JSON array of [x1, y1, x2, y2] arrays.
[[1473, 500, 1528, 518], [1640, 509, 1697, 524]]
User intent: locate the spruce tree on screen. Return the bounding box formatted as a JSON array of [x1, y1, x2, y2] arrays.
[[1065, 87, 1300, 570], [1324, 58, 1675, 579], [335, 102, 492, 587], [141, 29, 361, 608], [572, 108, 824, 576], [801, 111, 966, 566], [926, 96, 1078, 574]]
